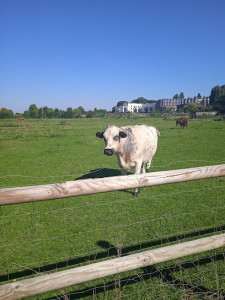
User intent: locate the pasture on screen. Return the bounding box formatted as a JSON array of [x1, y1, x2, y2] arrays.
[[0, 117, 225, 299]]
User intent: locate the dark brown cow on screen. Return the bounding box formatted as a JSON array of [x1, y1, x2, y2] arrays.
[[176, 117, 188, 128]]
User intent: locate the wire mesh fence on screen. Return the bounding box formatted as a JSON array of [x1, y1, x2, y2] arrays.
[[0, 173, 224, 299], [0, 118, 225, 299]]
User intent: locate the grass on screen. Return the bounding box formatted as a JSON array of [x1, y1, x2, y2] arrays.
[[0, 117, 225, 299]]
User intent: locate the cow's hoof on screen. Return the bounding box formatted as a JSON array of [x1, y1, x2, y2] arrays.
[[134, 191, 141, 197]]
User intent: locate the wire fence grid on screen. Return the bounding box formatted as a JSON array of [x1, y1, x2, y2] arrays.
[[1, 159, 225, 189], [0, 174, 224, 299], [0, 119, 225, 299]]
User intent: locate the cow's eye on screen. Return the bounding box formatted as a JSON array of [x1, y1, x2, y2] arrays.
[[113, 135, 119, 141]]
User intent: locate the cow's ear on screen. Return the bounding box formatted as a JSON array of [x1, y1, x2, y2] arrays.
[[119, 131, 127, 138], [96, 131, 104, 138]]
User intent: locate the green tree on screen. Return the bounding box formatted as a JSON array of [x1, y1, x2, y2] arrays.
[[163, 107, 174, 114], [59, 110, 66, 118], [117, 101, 128, 106], [43, 106, 49, 118], [54, 108, 62, 118], [24, 110, 30, 118], [132, 97, 148, 104], [213, 93, 225, 114], [210, 85, 225, 105], [184, 102, 198, 113], [38, 107, 48, 119], [179, 92, 184, 99], [78, 106, 85, 114], [46, 108, 55, 118], [38, 108, 43, 119], [29, 104, 38, 118], [86, 110, 94, 118], [0, 108, 14, 119], [66, 107, 74, 118], [210, 85, 225, 114], [74, 108, 82, 118], [96, 109, 108, 117]]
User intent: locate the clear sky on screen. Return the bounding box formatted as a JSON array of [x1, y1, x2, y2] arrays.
[[0, 0, 225, 113]]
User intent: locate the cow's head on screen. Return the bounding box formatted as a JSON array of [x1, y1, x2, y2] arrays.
[[96, 125, 127, 156]]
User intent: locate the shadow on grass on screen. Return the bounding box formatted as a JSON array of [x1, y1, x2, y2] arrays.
[[0, 226, 224, 286], [76, 168, 134, 195], [76, 168, 123, 180]]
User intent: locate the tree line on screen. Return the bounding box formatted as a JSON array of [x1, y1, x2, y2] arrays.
[[1, 85, 225, 119], [24, 105, 109, 119], [0, 105, 109, 119]]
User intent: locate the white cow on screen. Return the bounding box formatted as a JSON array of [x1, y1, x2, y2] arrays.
[[96, 124, 160, 196]]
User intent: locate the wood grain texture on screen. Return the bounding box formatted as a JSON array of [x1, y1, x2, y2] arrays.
[[0, 233, 224, 300], [0, 164, 225, 205]]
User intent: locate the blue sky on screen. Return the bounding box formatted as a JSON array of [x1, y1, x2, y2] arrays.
[[0, 0, 225, 113]]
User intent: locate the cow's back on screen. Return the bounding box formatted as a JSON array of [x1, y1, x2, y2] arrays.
[[120, 125, 159, 162]]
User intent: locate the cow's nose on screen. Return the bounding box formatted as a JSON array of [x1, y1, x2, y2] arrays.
[[104, 149, 114, 156]]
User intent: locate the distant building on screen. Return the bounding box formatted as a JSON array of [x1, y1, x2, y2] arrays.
[[113, 97, 210, 113], [157, 97, 210, 111], [114, 102, 156, 113]]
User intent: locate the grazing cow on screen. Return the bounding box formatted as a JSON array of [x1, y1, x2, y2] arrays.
[[18, 117, 25, 122], [96, 124, 160, 196], [176, 117, 188, 128]]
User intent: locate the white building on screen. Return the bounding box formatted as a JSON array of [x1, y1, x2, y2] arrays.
[[115, 102, 156, 113]]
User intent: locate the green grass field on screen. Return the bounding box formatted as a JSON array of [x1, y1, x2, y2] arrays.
[[0, 117, 225, 299]]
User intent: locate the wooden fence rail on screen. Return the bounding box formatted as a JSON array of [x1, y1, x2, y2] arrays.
[[0, 164, 225, 299], [0, 234, 225, 300], [0, 164, 225, 205]]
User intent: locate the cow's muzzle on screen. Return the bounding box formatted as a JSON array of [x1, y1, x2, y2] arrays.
[[104, 148, 115, 156]]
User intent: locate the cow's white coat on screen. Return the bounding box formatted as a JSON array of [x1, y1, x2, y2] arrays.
[[96, 124, 160, 195]]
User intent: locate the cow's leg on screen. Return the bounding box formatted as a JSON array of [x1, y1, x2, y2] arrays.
[[146, 159, 152, 173], [121, 169, 127, 175], [117, 155, 127, 176], [134, 160, 142, 197]]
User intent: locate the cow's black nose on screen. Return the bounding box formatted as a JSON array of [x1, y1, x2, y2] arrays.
[[104, 149, 114, 156]]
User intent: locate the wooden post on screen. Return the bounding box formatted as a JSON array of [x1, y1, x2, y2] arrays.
[[0, 165, 225, 205], [0, 233, 224, 300]]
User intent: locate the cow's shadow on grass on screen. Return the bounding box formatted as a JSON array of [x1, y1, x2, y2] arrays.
[[76, 168, 134, 195], [76, 168, 123, 180]]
